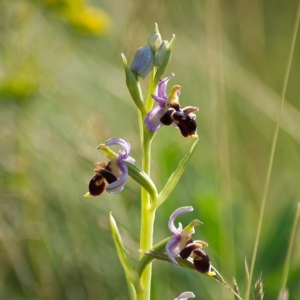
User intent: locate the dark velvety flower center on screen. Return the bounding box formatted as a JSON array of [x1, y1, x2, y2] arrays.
[[89, 174, 106, 196], [179, 242, 200, 260], [193, 249, 211, 274], [179, 242, 211, 274], [159, 101, 197, 137], [100, 167, 118, 184], [89, 168, 118, 196], [172, 111, 197, 137], [160, 108, 175, 125]]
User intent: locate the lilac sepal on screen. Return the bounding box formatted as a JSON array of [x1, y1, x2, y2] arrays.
[[158, 74, 174, 99], [106, 160, 128, 194], [144, 105, 165, 132], [144, 74, 176, 132], [166, 206, 193, 266], [174, 291, 195, 300], [105, 138, 135, 163], [151, 94, 165, 107], [104, 138, 134, 193], [168, 206, 193, 235]]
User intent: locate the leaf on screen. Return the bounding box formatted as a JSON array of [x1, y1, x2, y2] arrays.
[[121, 54, 146, 115], [125, 161, 158, 201], [155, 138, 199, 208], [109, 213, 142, 293]]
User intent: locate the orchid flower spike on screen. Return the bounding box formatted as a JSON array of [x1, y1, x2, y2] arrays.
[[144, 74, 199, 138], [166, 206, 211, 274], [174, 291, 195, 300], [84, 138, 135, 197]]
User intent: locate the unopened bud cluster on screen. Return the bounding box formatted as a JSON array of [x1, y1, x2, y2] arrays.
[[130, 23, 174, 79]]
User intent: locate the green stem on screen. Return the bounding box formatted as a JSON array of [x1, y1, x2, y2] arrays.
[[145, 69, 156, 112], [245, 3, 300, 299], [138, 201, 155, 300], [138, 70, 158, 300], [138, 127, 155, 300]]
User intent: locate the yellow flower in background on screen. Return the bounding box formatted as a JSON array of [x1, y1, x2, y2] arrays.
[[0, 73, 39, 101], [40, 0, 111, 35], [63, 5, 111, 35]]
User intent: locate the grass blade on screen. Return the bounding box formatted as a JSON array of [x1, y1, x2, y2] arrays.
[[245, 3, 300, 299], [278, 203, 300, 298]]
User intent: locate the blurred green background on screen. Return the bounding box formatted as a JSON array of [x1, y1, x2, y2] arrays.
[[0, 0, 300, 299]]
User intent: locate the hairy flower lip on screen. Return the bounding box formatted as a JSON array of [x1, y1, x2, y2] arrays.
[[88, 173, 106, 196], [179, 241, 205, 259], [160, 108, 175, 125], [172, 111, 197, 137], [193, 249, 211, 274]]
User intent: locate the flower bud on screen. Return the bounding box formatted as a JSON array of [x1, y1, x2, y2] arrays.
[[148, 23, 162, 52], [154, 35, 175, 85], [130, 46, 153, 79], [148, 31, 162, 52], [153, 40, 168, 67]]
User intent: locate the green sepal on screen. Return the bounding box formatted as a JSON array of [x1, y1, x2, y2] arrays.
[[121, 53, 146, 115], [109, 213, 143, 293], [154, 34, 175, 85], [155, 138, 199, 208], [125, 161, 158, 201]]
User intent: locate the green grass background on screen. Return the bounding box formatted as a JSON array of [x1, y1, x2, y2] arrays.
[[0, 0, 300, 299]]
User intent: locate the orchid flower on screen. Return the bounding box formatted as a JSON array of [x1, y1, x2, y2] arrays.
[[166, 206, 211, 274], [174, 291, 195, 300], [144, 74, 199, 138], [84, 138, 135, 197]]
